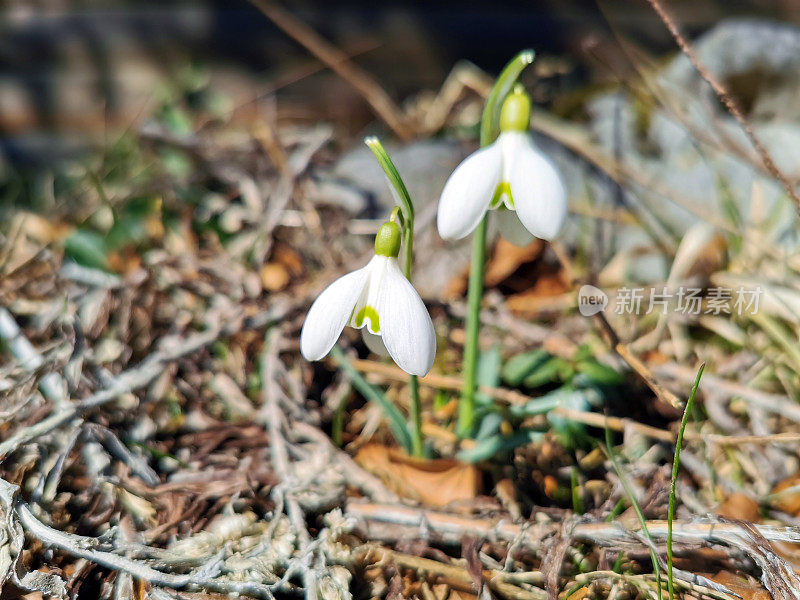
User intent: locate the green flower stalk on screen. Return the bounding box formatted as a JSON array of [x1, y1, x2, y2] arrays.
[[364, 138, 427, 457], [439, 50, 568, 437], [300, 140, 435, 457]]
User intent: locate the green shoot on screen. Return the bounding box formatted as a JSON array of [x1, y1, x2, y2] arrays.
[[603, 426, 661, 585], [667, 363, 705, 600]]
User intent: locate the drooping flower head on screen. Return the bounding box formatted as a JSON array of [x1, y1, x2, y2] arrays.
[[436, 86, 567, 245], [300, 221, 436, 376]]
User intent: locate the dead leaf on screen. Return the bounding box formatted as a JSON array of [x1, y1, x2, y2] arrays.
[[769, 476, 800, 567], [354, 444, 481, 508], [716, 492, 760, 522], [704, 571, 770, 600], [485, 238, 544, 287], [771, 475, 800, 515], [505, 274, 570, 317], [443, 238, 543, 298]]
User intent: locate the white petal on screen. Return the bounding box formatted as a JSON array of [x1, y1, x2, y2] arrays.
[[436, 142, 502, 240], [362, 328, 391, 357], [377, 260, 436, 376], [507, 133, 567, 241], [493, 209, 535, 247], [301, 266, 369, 361]]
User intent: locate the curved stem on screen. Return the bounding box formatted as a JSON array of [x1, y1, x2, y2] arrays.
[[457, 50, 535, 438]]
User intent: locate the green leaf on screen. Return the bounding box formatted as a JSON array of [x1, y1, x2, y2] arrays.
[[364, 137, 414, 223], [501, 349, 550, 386], [330, 346, 412, 453], [64, 229, 109, 270], [475, 346, 502, 406], [457, 429, 543, 463], [575, 359, 623, 385], [522, 356, 564, 388], [474, 411, 503, 441]]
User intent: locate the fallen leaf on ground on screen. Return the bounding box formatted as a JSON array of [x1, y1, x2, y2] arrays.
[[484, 238, 544, 287], [354, 444, 481, 507], [716, 492, 760, 522], [770, 474, 800, 515], [505, 273, 570, 317], [443, 238, 544, 298], [704, 571, 770, 600]]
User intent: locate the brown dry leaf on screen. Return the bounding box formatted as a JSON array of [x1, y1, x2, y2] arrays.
[[443, 238, 543, 298], [484, 238, 544, 287], [716, 492, 761, 522], [505, 273, 570, 317], [769, 476, 800, 566], [354, 444, 481, 508], [704, 571, 770, 600], [770, 474, 800, 515], [543, 474, 559, 499]]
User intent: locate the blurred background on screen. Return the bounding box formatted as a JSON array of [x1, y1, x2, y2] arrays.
[[3, 0, 800, 172]]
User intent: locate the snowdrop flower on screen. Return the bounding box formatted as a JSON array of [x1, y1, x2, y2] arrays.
[[301, 221, 436, 376], [437, 87, 567, 245]]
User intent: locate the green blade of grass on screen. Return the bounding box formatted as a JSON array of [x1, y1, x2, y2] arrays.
[[667, 363, 705, 600], [603, 425, 661, 585], [330, 345, 412, 453]]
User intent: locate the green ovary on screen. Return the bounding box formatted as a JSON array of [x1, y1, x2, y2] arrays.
[[354, 305, 380, 333], [490, 181, 513, 209]]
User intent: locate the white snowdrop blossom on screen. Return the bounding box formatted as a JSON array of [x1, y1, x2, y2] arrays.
[[436, 88, 567, 245], [300, 222, 436, 376]]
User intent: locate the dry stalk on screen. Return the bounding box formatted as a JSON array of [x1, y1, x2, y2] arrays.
[[645, 0, 800, 213]]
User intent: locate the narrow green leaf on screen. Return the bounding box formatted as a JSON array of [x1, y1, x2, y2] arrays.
[[457, 429, 543, 463], [501, 349, 550, 386], [668, 363, 705, 600], [330, 346, 412, 453], [64, 229, 109, 270], [604, 427, 661, 584], [364, 137, 414, 223]]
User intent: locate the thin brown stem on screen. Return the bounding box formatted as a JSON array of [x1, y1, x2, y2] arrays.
[[645, 0, 800, 212]]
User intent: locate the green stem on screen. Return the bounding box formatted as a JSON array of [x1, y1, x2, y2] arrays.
[[402, 209, 423, 457], [667, 363, 705, 600], [457, 49, 535, 438], [365, 137, 424, 457], [456, 217, 487, 437]]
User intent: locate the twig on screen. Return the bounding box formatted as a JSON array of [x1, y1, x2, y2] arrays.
[[249, 0, 413, 140], [351, 358, 800, 446], [645, 0, 800, 213], [0, 302, 292, 461], [260, 328, 320, 598], [15, 500, 284, 598], [290, 421, 399, 503], [346, 501, 800, 549], [0, 307, 65, 404], [654, 362, 800, 423], [359, 545, 547, 600], [594, 310, 682, 410]]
